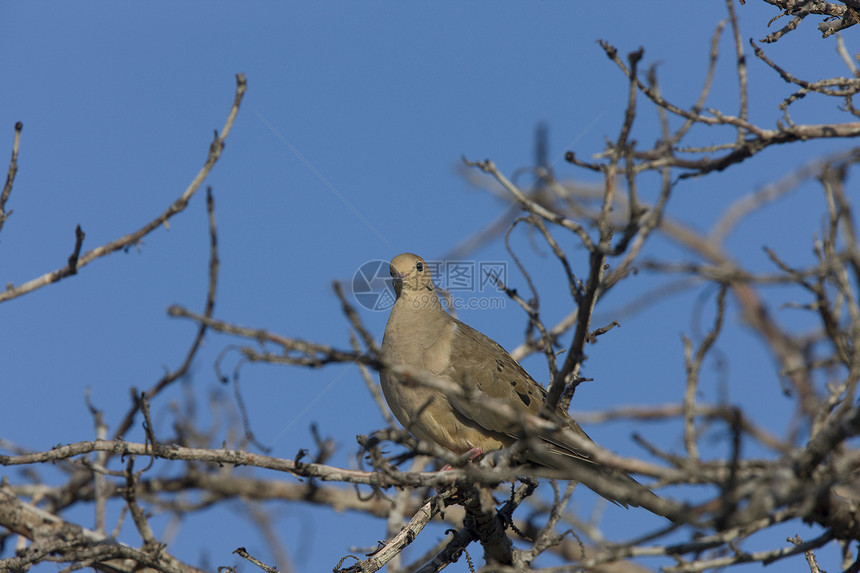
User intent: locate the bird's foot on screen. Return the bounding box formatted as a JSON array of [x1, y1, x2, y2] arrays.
[[440, 447, 485, 470]]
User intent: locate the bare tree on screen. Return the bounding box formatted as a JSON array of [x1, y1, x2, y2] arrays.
[[3, 2, 860, 572]]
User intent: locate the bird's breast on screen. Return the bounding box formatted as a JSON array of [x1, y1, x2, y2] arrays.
[[381, 308, 455, 375]]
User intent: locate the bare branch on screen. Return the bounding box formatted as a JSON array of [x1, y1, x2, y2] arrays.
[[0, 121, 22, 234], [0, 74, 246, 304]]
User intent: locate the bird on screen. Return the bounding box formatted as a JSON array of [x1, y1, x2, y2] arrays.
[[379, 252, 653, 507]]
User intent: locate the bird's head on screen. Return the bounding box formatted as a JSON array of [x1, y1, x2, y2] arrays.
[[389, 253, 435, 299]]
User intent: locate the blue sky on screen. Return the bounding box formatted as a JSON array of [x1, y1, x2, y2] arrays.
[[1, 3, 855, 572]]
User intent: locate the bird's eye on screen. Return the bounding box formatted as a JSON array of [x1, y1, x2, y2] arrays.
[[416, 262, 424, 272]]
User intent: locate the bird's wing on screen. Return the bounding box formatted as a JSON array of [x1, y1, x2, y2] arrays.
[[443, 319, 599, 463]]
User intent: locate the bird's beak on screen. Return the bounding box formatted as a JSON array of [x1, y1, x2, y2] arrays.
[[390, 268, 405, 297], [389, 266, 408, 282]]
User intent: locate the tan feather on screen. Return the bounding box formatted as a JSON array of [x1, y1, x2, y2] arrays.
[[379, 253, 655, 507]]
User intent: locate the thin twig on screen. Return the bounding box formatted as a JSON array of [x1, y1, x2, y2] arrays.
[[0, 74, 246, 304], [0, 121, 23, 234]]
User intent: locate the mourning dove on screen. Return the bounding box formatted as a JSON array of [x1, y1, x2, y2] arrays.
[[380, 252, 652, 507]]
